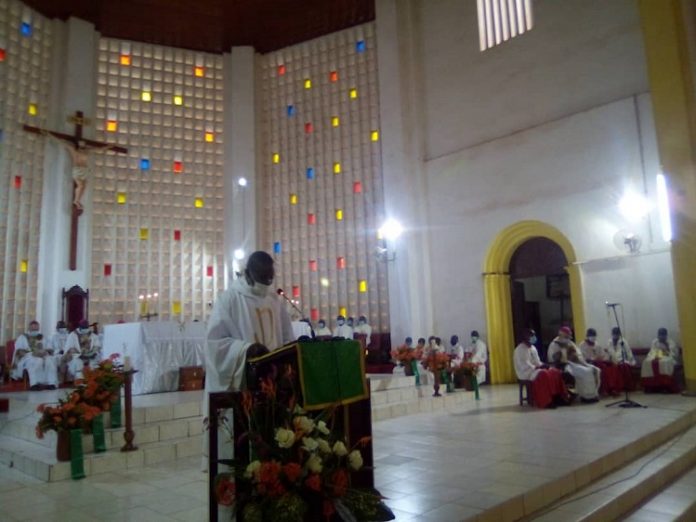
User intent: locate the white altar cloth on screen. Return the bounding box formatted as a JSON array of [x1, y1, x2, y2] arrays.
[[103, 321, 207, 395]]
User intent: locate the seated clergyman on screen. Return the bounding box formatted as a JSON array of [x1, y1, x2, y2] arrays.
[[11, 320, 58, 390], [63, 320, 102, 381], [315, 319, 332, 337], [353, 315, 372, 346], [641, 327, 681, 393], [514, 329, 569, 409], [547, 326, 601, 403]]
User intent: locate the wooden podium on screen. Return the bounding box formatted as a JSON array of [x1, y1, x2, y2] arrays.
[[207, 339, 374, 522]]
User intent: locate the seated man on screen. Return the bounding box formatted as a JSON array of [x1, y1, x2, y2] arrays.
[[10, 321, 58, 390], [353, 315, 372, 346], [606, 327, 637, 393], [464, 330, 488, 385], [315, 319, 332, 337], [290, 314, 312, 340], [580, 328, 620, 396], [450, 335, 465, 366], [333, 315, 354, 339], [403, 336, 414, 349], [548, 326, 601, 403], [514, 329, 569, 408], [641, 327, 681, 393], [63, 320, 102, 381]]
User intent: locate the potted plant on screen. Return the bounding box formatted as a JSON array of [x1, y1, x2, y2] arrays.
[[421, 351, 453, 396], [453, 361, 479, 391]]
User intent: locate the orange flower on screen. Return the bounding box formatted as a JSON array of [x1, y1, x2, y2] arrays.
[[323, 499, 335, 519], [53, 416, 62, 424], [68, 417, 77, 426], [259, 461, 281, 484], [260, 377, 276, 399], [330, 468, 349, 497], [215, 478, 236, 506], [305, 473, 321, 492], [36, 404, 45, 413], [355, 436, 372, 448], [283, 462, 302, 483], [241, 390, 253, 417]]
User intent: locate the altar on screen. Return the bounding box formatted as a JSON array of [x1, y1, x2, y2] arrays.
[[102, 321, 207, 395]]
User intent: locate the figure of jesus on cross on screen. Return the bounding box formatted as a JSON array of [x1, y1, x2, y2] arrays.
[[23, 110, 128, 270]]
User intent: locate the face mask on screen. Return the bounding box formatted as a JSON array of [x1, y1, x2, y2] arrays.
[[529, 336, 537, 345], [28, 330, 40, 337], [250, 281, 271, 297], [319, 323, 325, 329], [59, 328, 68, 334], [587, 336, 596, 343], [79, 328, 90, 335], [337, 320, 345, 326], [471, 336, 478, 343], [359, 320, 365, 325]]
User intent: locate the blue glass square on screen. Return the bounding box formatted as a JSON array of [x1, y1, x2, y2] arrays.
[[140, 158, 150, 170], [356, 40, 366, 53], [306, 167, 314, 180], [273, 241, 281, 254], [20, 22, 32, 37], [287, 105, 295, 117]]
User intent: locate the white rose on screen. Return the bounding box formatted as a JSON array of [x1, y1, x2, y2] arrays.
[[332, 441, 348, 457], [293, 416, 315, 434], [316, 420, 330, 435], [293, 404, 306, 415], [302, 437, 319, 452], [275, 428, 296, 449], [306, 453, 323, 473], [317, 439, 331, 454], [348, 450, 363, 470], [245, 460, 261, 480]]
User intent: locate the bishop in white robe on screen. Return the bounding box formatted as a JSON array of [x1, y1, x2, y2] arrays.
[[11, 321, 58, 389], [548, 327, 600, 402], [63, 322, 102, 380]]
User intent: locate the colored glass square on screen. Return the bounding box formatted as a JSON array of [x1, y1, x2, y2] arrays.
[[205, 131, 215, 142], [20, 22, 32, 37], [371, 130, 380, 142], [173, 161, 183, 173], [273, 241, 281, 254], [335, 209, 343, 221], [292, 286, 300, 298], [117, 192, 127, 204], [307, 213, 316, 225], [353, 181, 362, 194], [141, 91, 152, 102], [337, 257, 346, 269], [359, 280, 368, 293], [106, 120, 118, 132], [207, 266, 214, 277], [194, 198, 204, 208], [310, 308, 319, 322], [13, 176, 21, 189], [304, 78, 312, 89], [104, 264, 112, 276], [272, 153, 280, 164], [290, 194, 298, 205], [339, 306, 347, 317], [0, 49, 6, 61], [333, 162, 341, 174], [356, 40, 366, 53], [349, 88, 358, 99], [306, 167, 315, 180], [120, 54, 131, 65], [287, 105, 295, 117], [20, 259, 28, 273], [329, 71, 338, 82], [305, 122, 313, 134], [331, 116, 340, 127], [194, 66, 205, 77], [173, 95, 183, 106], [140, 158, 150, 170], [140, 228, 149, 240], [172, 301, 182, 314], [174, 230, 181, 241], [309, 260, 318, 272], [28, 103, 37, 116], [278, 64, 286, 76]]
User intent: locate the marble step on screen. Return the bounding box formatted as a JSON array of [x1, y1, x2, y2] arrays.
[[0, 432, 203, 482], [368, 374, 417, 392], [521, 423, 696, 522], [620, 464, 696, 521], [372, 388, 474, 422]]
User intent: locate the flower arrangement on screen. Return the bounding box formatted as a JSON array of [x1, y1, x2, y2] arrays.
[[76, 354, 124, 411], [455, 361, 479, 376], [215, 374, 394, 522], [390, 345, 422, 365], [35, 392, 102, 439], [421, 351, 452, 372]]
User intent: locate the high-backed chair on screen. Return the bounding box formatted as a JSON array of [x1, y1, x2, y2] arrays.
[[62, 285, 89, 330]]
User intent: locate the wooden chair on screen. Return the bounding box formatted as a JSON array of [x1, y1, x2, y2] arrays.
[[518, 379, 534, 406]]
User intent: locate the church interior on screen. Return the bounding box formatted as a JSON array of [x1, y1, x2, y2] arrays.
[[1, 0, 696, 521]]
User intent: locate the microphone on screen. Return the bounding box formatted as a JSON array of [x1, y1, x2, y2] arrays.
[[277, 289, 315, 339], [605, 302, 620, 307]]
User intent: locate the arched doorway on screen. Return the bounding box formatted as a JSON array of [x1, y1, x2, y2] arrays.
[[483, 221, 585, 384]]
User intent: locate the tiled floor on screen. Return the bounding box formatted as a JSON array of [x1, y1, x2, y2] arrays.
[[1, 385, 695, 521]]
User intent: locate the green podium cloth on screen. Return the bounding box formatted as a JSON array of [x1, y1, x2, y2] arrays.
[[70, 429, 85, 480]]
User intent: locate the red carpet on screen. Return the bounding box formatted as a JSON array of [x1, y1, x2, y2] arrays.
[[0, 381, 72, 393]]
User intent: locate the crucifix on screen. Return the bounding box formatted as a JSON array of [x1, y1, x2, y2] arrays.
[[24, 111, 128, 270]]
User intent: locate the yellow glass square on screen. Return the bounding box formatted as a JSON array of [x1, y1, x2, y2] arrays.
[[359, 280, 368, 293], [141, 91, 151, 102], [290, 194, 298, 205], [117, 192, 127, 204], [371, 130, 380, 142], [106, 120, 118, 132], [20, 259, 28, 273], [120, 54, 131, 65], [272, 153, 280, 164], [332, 116, 340, 127], [339, 306, 347, 317], [28, 103, 37, 116], [349, 88, 358, 99], [140, 228, 149, 240], [204, 132, 214, 142], [194, 66, 205, 77], [304, 78, 312, 89], [333, 162, 341, 174], [172, 301, 182, 314], [335, 209, 343, 221], [194, 198, 204, 208], [173, 95, 183, 106]]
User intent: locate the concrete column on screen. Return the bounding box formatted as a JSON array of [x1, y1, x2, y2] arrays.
[[222, 47, 256, 285], [37, 17, 98, 331], [375, 0, 434, 343]]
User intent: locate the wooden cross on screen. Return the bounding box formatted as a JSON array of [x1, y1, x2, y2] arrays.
[[24, 110, 127, 270]]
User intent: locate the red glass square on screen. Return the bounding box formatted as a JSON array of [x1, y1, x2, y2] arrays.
[[292, 285, 300, 298], [103, 264, 112, 276], [0, 49, 6, 62], [309, 260, 317, 272], [207, 266, 214, 277], [353, 181, 362, 194], [277, 64, 286, 76], [305, 122, 313, 134], [307, 213, 316, 225], [337, 257, 346, 270], [329, 71, 338, 82], [174, 230, 181, 241], [13, 176, 21, 189], [310, 308, 319, 322], [173, 161, 183, 173]]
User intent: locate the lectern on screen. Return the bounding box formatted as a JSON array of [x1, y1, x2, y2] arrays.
[[208, 339, 374, 522]]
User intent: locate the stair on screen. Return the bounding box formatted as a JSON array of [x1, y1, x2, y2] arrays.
[[620, 464, 696, 521]]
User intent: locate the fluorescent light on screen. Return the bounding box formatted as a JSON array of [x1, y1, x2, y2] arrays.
[[656, 173, 673, 241], [618, 190, 651, 222], [234, 248, 245, 260], [378, 219, 404, 241], [238, 177, 248, 187]]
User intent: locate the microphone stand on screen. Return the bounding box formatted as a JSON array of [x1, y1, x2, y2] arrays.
[[277, 289, 315, 339], [605, 303, 645, 409]]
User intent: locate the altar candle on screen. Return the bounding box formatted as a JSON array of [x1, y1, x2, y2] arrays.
[[124, 356, 132, 371]]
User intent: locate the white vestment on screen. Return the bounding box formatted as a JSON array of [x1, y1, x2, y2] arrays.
[[353, 323, 372, 346], [315, 326, 332, 337], [451, 343, 465, 366], [467, 339, 488, 384], [514, 343, 542, 381], [606, 338, 636, 366], [291, 321, 313, 340], [49, 331, 70, 354], [333, 324, 354, 339], [548, 338, 600, 400], [11, 334, 58, 387], [64, 331, 102, 380], [641, 338, 680, 378]]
